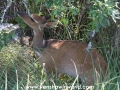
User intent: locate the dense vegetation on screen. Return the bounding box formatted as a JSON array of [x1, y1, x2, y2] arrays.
[[0, 0, 120, 90]]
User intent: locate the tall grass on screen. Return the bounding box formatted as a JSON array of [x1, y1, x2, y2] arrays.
[[0, 30, 120, 90], [0, 0, 120, 89], [0, 43, 79, 90]]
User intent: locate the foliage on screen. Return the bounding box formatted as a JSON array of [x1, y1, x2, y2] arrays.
[[0, 30, 14, 51], [25, 0, 120, 32], [25, 0, 79, 25], [0, 42, 120, 90], [89, 0, 120, 32], [0, 0, 120, 90]]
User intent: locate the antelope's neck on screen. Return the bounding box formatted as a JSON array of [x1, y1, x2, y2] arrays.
[[32, 29, 47, 51]]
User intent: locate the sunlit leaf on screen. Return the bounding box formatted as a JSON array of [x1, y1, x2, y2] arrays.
[[61, 18, 68, 25]]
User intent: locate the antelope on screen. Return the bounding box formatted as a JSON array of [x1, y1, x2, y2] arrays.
[[18, 12, 107, 85]]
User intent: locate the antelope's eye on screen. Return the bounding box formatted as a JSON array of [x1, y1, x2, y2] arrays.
[[30, 17, 35, 22]]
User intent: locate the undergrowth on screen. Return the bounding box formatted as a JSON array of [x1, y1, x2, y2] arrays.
[[0, 0, 120, 90], [0, 41, 120, 90]]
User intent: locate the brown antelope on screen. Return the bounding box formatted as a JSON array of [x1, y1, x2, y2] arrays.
[[18, 12, 107, 85]]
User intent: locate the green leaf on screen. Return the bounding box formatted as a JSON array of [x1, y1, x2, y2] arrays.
[[61, 18, 68, 25], [106, 19, 110, 26], [104, 0, 108, 3], [35, 0, 40, 5], [54, 0, 63, 6], [35, 0, 45, 5], [94, 20, 100, 32], [99, 16, 106, 28], [38, 12, 43, 16]]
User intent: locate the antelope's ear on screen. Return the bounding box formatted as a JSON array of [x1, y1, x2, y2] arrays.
[[42, 15, 56, 28], [44, 22, 55, 28]]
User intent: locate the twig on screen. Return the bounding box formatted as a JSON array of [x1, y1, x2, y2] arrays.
[[77, 1, 91, 26], [1, 0, 12, 23]]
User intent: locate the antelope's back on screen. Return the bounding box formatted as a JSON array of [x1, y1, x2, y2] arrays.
[[39, 40, 107, 77]]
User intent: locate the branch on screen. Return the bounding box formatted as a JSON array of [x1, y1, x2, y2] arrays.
[[1, 0, 12, 23]]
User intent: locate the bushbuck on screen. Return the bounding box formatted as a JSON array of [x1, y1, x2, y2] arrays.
[[18, 12, 107, 85]]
